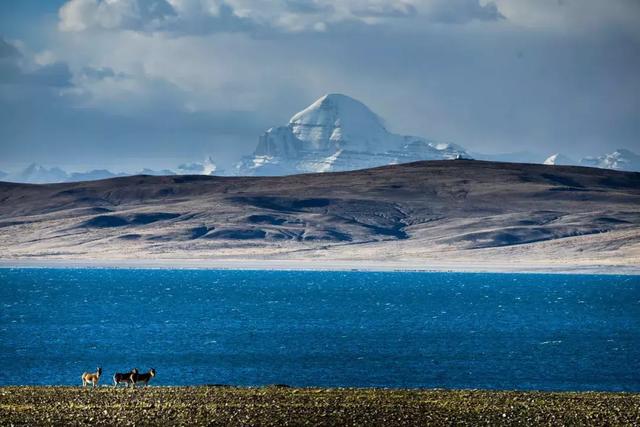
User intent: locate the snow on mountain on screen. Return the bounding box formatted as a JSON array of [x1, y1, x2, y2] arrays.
[[288, 93, 393, 153], [580, 149, 640, 172], [4, 165, 124, 183], [543, 153, 577, 166], [13, 166, 125, 183], [177, 156, 218, 175], [9, 163, 69, 184], [3, 157, 223, 184], [237, 94, 471, 176]]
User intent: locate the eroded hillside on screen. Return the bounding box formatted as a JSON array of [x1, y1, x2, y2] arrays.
[[1, 160, 638, 269]]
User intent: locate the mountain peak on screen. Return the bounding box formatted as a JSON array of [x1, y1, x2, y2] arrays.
[[288, 94, 389, 153], [543, 153, 576, 166], [290, 93, 375, 121], [17, 163, 68, 183], [237, 93, 471, 176], [317, 92, 361, 105]]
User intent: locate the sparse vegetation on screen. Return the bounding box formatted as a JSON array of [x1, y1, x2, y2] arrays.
[[1, 161, 638, 270], [1, 386, 638, 426]]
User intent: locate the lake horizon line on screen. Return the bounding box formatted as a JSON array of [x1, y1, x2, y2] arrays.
[[1, 258, 638, 276]]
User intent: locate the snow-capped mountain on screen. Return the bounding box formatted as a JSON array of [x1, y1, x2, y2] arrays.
[[3, 157, 220, 184], [543, 153, 577, 166], [12, 163, 69, 184], [580, 149, 640, 172], [5, 165, 124, 183], [537, 149, 640, 172], [6, 165, 119, 183], [236, 94, 471, 176], [177, 156, 218, 175]]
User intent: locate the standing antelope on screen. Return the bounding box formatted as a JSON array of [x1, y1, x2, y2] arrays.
[[81, 367, 102, 388], [131, 368, 156, 387], [113, 368, 138, 387]]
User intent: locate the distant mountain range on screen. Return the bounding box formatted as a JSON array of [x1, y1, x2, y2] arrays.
[[1, 94, 637, 183], [1, 157, 220, 184], [579, 149, 640, 171], [540, 149, 640, 171]]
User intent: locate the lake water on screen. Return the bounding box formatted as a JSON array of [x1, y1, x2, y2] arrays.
[[0, 268, 638, 391]]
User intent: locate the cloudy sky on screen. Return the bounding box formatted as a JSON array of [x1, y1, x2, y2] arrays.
[[1, 0, 639, 172]]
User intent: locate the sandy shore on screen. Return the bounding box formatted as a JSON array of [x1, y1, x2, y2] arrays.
[[0, 257, 639, 275], [1, 386, 638, 426]]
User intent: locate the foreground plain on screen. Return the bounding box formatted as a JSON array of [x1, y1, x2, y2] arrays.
[[1, 386, 639, 426]]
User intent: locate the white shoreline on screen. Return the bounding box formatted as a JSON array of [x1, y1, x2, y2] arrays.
[[0, 258, 638, 275]]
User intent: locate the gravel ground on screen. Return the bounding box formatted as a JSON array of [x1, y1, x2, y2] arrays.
[[1, 386, 639, 426]]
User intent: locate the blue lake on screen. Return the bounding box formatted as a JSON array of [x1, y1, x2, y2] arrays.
[[0, 268, 639, 391]]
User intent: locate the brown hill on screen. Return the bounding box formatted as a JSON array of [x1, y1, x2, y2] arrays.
[[1, 160, 638, 271]]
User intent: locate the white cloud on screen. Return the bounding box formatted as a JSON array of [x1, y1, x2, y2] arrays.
[[49, 30, 313, 115], [56, 0, 637, 38], [58, 0, 506, 35], [34, 50, 57, 66], [59, 0, 97, 31], [59, 0, 177, 32]]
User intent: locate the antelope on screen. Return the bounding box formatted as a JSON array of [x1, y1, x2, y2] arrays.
[[81, 367, 102, 388], [113, 368, 138, 387], [131, 368, 156, 387]]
